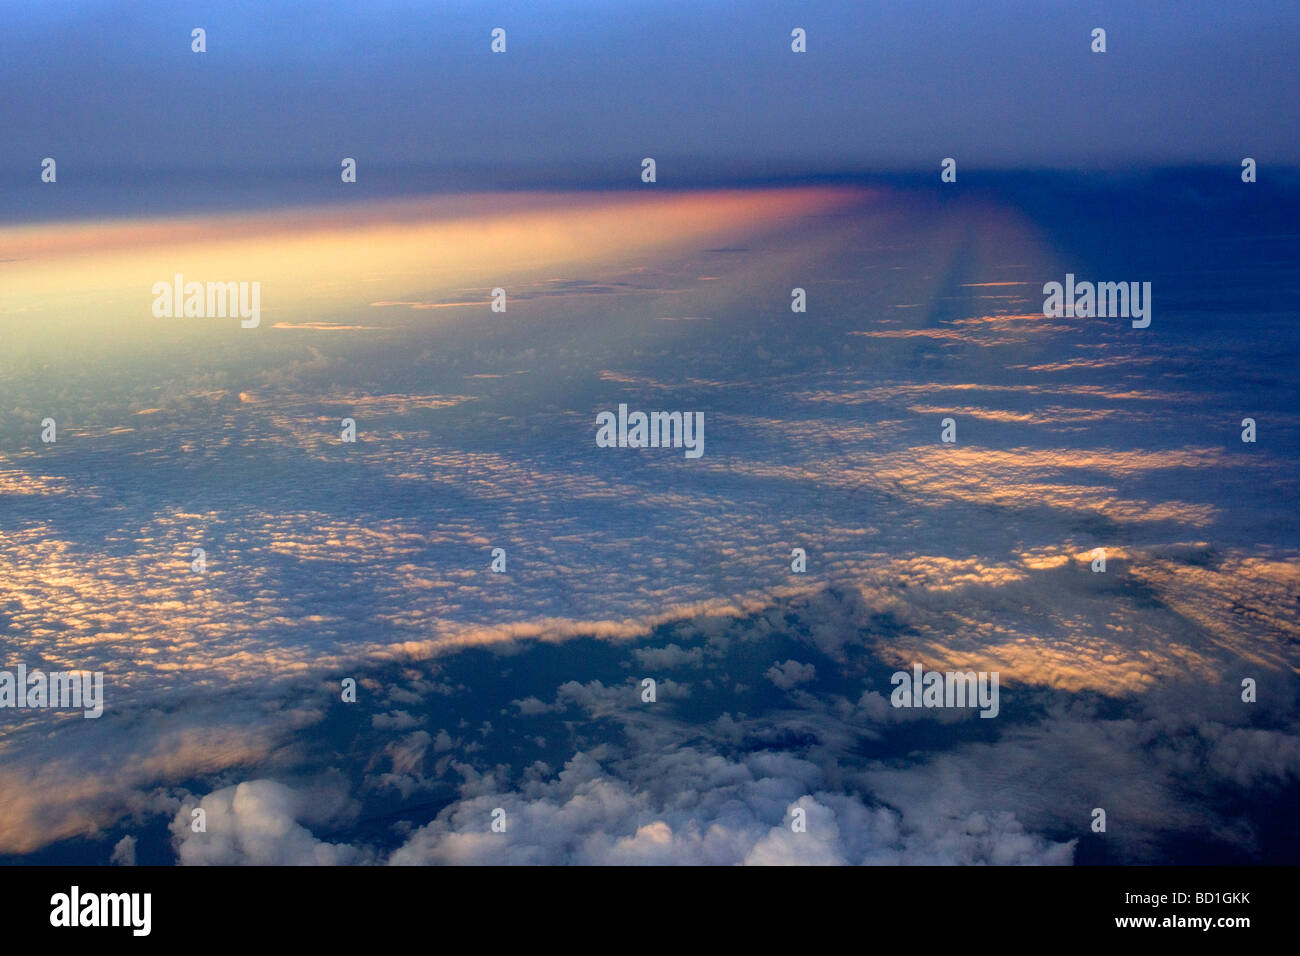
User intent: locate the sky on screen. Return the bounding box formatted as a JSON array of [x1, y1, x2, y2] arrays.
[[0, 2, 1297, 867], [1, 0, 1297, 191]]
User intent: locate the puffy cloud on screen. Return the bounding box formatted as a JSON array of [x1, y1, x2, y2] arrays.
[[387, 746, 1073, 866], [766, 660, 817, 691], [170, 779, 372, 866], [372, 710, 421, 730], [110, 835, 136, 866], [632, 644, 704, 670], [513, 695, 558, 716]]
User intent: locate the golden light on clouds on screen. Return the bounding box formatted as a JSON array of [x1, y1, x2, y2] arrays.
[[0, 187, 863, 339]]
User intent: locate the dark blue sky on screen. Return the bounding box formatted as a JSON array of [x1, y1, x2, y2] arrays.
[[3, 0, 1297, 177]]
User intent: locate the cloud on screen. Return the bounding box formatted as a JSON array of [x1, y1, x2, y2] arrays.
[[386, 748, 1074, 866], [1, 178, 1295, 869], [766, 660, 817, 690], [632, 644, 704, 670], [170, 779, 372, 866], [0, 699, 305, 855], [513, 696, 558, 716], [110, 835, 136, 866]]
